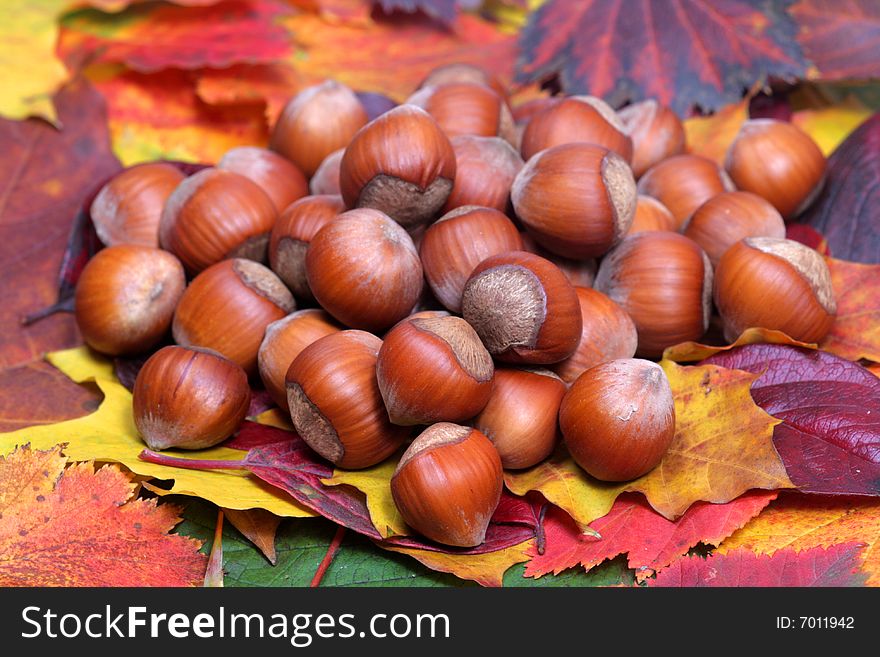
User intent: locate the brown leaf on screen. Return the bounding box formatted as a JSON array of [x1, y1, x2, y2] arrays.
[[0, 444, 206, 586], [224, 507, 282, 565], [791, 0, 880, 80]]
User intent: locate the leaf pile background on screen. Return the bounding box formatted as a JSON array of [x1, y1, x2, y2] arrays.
[[0, 0, 879, 587]]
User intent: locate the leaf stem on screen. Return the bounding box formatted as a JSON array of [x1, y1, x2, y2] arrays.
[[310, 526, 346, 587], [138, 449, 247, 471]]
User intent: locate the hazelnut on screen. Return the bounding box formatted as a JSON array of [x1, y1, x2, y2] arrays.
[[618, 100, 686, 177]]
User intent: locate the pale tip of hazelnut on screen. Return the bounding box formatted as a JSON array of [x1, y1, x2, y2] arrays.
[[394, 422, 472, 474], [411, 316, 494, 382], [571, 95, 627, 133], [744, 237, 836, 314], [232, 259, 296, 312], [601, 152, 637, 240]]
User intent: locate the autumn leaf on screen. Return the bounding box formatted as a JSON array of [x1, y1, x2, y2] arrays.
[[505, 362, 791, 526], [799, 112, 880, 264], [792, 96, 873, 155], [283, 11, 518, 101], [661, 327, 814, 364], [224, 508, 282, 565], [59, 0, 293, 73], [0, 79, 119, 370], [0, 444, 205, 586], [142, 422, 541, 559], [323, 458, 410, 538], [515, 0, 806, 115], [0, 347, 316, 518], [819, 258, 880, 363], [785, 223, 830, 255], [381, 540, 533, 587], [683, 99, 748, 164], [195, 63, 305, 127], [719, 492, 880, 586], [705, 344, 880, 495], [650, 544, 867, 587], [90, 67, 268, 165], [203, 509, 225, 587], [525, 491, 777, 582], [791, 0, 880, 80]]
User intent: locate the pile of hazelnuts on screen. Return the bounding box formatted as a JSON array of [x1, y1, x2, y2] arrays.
[[73, 63, 834, 548]]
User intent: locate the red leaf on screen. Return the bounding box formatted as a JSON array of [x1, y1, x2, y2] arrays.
[[798, 112, 880, 264], [60, 0, 293, 73], [704, 344, 880, 495], [0, 79, 120, 371], [141, 422, 538, 555], [526, 491, 776, 580], [791, 0, 880, 80], [785, 223, 830, 256], [650, 544, 867, 586], [374, 0, 457, 25], [515, 0, 806, 115]]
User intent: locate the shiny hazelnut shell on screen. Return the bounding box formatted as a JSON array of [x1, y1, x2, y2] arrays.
[[309, 148, 344, 196], [461, 250, 582, 364], [594, 232, 713, 358], [218, 146, 309, 214], [305, 208, 424, 331], [713, 237, 836, 343], [339, 105, 456, 228], [519, 233, 597, 288], [376, 315, 495, 426], [560, 359, 676, 482], [270, 80, 369, 178], [90, 163, 185, 247], [618, 100, 686, 178], [443, 135, 523, 213], [419, 206, 524, 313], [520, 96, 633, 162], [133, 345, 250, 450], [637, 154, 735, 228], [418, 63, 508, 103], [158, 168, 277, 274], [724, 119, 826, 219], [172, 258, 295, 375], [268, 194, 345, 301], [552, 287, 638, 384], [406, 82, 516, 144], [474, 367, 566, 469], [511, 142, 637, 259], [629, 195, 677, 235], [390, 423, 503, 547], [285, 330, 408, 469], [682, 191, 786, 268], [257, 309, 342, 409], [74, 245, 185, 356]]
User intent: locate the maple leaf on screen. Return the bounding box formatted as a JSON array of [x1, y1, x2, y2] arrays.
[[505, 362, 791, 527], [683, 99, 749, 164], [791, 0, 880, 80], [705, 344, 880, 495], [0, 444, 205, 586], [719, 492, 880, 586], [224, 508, 282, 565], [515, 0, 807, 116], [799, 112, 880, 264], [661, 327, 813, 364], [819, 258, 880, 363], [526, 491, 777, 582], [0, 346, 316, 518], [650, 544, 867, 587]]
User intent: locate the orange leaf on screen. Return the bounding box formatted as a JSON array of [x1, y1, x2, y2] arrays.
[[195, 63, 305, 128], [0, 444, 206, 586], [380, 540, 533, 587], [683, 100, 748, 165], [224, 507, 282, 565], [820, 258, 880, 364], [662, 327, 815, 364], [89, 67, 268, 165], [719, 492, 880, 586], [283, 11, 518, 101]]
